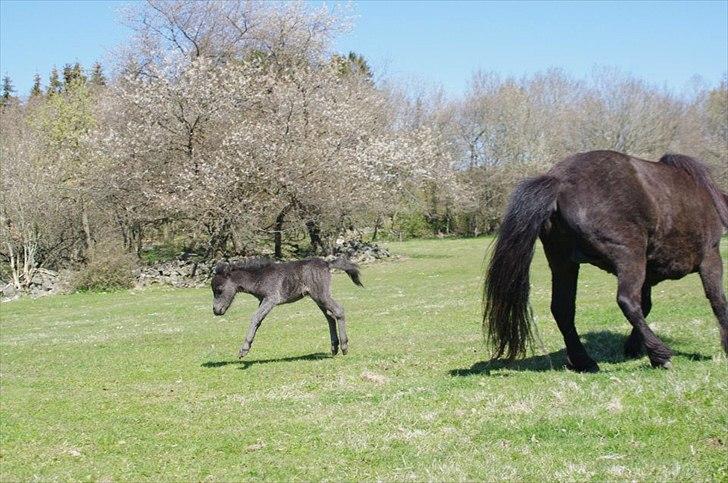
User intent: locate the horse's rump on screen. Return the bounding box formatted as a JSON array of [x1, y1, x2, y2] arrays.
[[658, 153, 728, 228]]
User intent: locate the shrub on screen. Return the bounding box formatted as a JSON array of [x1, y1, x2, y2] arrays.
[[72, 241, 136, 292], [391, 212, 432, 240]]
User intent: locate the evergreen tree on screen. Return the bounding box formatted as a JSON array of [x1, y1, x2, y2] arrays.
[[72, 62, 86, 84], [90, 62, 106, 86], [332, 51, 373, 80], [48, 67, 62, 95], [1, 76, 14, 106], [62, 62, 86, 91], [30, 73, 43, 97]]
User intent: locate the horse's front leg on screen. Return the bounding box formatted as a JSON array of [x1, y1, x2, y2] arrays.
[[699, 248, 728, 354], [239, 299, 276, 358]]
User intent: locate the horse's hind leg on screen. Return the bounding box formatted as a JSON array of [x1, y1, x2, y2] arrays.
[[547, 255, 599, 372], [317, 302, 340, 355], [698, 248, 728, 354], [616, 259, 672, 368], [624, 283, 651, 359]]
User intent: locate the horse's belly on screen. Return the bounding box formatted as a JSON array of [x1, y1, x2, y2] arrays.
[[646, 235, 702, 281]]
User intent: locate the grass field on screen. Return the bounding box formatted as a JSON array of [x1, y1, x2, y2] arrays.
[[1, 238, 727, 481]]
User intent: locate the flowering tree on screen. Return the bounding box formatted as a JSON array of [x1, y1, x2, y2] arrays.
[[97, 0, 450, 256]]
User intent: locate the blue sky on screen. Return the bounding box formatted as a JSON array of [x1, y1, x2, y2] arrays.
[[1, 0, 726, 97]]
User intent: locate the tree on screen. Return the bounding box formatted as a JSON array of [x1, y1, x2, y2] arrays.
[[62, 62, 86, 91], [332, 52, 373, 80], [90, 62, 106, 86], [99, 0, 447, 256], [30, 74, 43, 98], [47, 67, 62, 95], [1, 76, 15, 106]]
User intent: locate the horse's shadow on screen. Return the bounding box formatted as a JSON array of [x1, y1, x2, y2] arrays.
[[449, 330, 711, 376], [202, 352, 329, 370]]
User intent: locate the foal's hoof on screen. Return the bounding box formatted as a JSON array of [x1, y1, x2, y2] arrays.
[[331, 345, 339, 356], [650, 359, 672, 370], [238, 348, 249, 359], [340, 345, 348, 356], [566, 356, 600, 373]]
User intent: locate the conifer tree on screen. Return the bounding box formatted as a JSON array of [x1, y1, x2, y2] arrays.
[[30, 73, 43, 97], [90, 62, 106, 86], [1, 76, 14, 106], [47, 67, 62, 95]]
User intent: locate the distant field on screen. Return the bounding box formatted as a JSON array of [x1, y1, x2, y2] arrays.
[[1, 238, 726, 481]]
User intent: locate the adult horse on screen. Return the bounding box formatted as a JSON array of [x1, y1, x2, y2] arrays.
[[483, 150, 728, 372]]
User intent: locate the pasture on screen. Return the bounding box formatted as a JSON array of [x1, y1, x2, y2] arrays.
[[1, 238, 726, 481]]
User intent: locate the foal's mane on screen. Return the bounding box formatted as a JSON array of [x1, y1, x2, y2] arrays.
[[215, 258, 275, 275], [659, 153, 728, 227]]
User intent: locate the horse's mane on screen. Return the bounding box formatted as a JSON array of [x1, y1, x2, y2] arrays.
[[659, 153, 728, 227], [214, 257, 275, 275]]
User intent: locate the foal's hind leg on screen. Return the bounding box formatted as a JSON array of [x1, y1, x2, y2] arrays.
[[549, 260, 599, 372], [317, 302, 340, 355], [616, 259, 672, 368], [624, 283, 651, 359], [319, 297, 348, 355], [698, 248, 728, 354]]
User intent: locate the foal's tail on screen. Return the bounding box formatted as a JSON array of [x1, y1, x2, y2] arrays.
[[484, 175, 559, 360], [328, 258, 363, 287]]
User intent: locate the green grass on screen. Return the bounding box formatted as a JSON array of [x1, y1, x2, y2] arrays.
[[1, 238, 727, 481]]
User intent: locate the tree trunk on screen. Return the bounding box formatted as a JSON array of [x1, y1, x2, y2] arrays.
[[81, 210, 92, 248], [273, 206, 290, 259], [372, 215, 381, 241], [136, 224, 143, 258], [305, 219, 324, 255]]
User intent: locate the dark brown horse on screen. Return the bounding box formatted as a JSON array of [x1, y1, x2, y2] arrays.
[[484, 150, 728, 372]]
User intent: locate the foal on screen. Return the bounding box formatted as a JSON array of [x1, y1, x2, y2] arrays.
[[211, 257, 363, 358]]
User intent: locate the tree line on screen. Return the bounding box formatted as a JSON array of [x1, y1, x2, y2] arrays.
[[1, 0, 726, 290]]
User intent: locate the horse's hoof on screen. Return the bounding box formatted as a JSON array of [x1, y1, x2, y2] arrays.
[[651, 359, 672, 370], [340, 345, 348, 355], [238, 348, 249, 359], [331, 345, 339, 356], [566, 357, 600, 373], [624, 343, 644, 360]]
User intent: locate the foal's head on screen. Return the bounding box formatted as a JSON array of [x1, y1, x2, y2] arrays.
[[211, 262, 237, 316]]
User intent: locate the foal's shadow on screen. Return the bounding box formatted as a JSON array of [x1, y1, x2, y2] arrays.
[[449, 330, 711, 376], [202, 352, 329, 370]]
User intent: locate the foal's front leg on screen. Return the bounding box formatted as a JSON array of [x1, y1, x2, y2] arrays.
[[239, 299, 276, 358]]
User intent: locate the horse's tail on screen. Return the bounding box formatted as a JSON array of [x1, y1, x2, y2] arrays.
[[328, 257, 363, 287], [484, 175, 559, 360], [659, 154, 728, 228]]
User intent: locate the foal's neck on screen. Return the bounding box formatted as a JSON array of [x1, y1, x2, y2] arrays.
[[231, 269, 258, 294]]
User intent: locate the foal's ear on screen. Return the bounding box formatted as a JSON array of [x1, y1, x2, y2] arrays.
[[214, 261, 231, 276]]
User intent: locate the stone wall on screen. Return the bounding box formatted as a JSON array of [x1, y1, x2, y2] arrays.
[[1, 241, 391, 301]]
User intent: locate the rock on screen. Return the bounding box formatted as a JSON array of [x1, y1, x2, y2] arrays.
[[1, 283, 17, 300]]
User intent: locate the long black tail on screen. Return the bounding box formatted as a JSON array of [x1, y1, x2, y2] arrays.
[[483, 175, 559, 360], [328, 258, 363, 287]]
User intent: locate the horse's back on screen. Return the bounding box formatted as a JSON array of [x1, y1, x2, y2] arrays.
[[549, 150, 656, 238], [548, 150, 722, 280]]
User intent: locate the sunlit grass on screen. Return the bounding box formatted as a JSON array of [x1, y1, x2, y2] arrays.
[[1, 238, 726, 481]]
